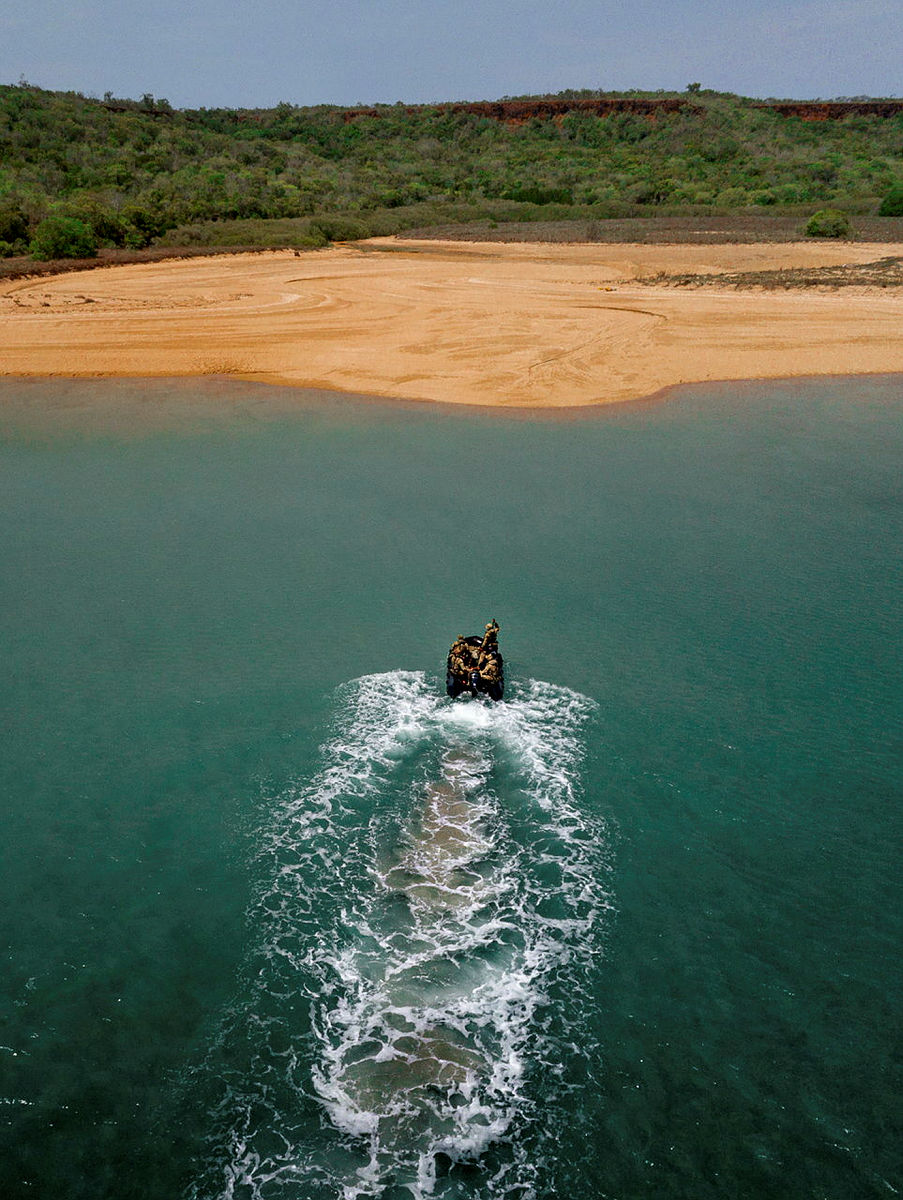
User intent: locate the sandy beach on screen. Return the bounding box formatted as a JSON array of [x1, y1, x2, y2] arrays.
[[2, 238, 901, 407]]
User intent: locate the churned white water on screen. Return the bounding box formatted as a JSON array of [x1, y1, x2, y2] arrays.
[[188, 672, 611, 1200]]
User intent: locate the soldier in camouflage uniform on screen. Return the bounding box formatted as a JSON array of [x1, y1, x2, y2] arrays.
[[479, 619, 499, 653], [477, 620, 501, 683], [479, 653, 501, 684], [449, 635, 470, 677]]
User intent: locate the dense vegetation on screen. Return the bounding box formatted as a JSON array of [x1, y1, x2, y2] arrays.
[[1, 84, 902, 257]]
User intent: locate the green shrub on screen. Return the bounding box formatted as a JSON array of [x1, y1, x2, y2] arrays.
[[58, 199, 128, 246], [0, 206, 29, 244], [119, 205, 166, 248], [803, 208, 851, 238], [715, 187, 748, 207], [877, 184, 903, 216], [29, 215, 97, 259]]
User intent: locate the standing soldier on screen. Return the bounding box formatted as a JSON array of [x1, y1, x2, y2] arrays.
[[480, 619, 499, 653]]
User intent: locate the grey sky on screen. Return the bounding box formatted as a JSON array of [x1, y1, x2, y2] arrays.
[[4, 0, 900, 108]]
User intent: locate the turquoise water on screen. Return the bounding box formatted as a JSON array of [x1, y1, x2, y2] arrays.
[[1, 376, 901, 1199]]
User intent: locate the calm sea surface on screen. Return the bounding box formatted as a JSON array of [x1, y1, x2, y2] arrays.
[[1, 376, 901, 1200]]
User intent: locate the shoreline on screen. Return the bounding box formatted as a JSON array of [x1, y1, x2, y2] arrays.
[[2, 239, 902, 409], [2, 372, 902, 441]]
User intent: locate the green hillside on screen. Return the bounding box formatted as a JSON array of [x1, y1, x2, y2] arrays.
[[2, 84, 902, 258]]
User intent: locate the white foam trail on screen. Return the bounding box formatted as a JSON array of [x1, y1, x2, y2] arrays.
[[311, 742, 520, 1195], [188, 672, 610, 1200]]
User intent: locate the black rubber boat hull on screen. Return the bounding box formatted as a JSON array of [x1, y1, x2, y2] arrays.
[[446, 670, 504, 701]]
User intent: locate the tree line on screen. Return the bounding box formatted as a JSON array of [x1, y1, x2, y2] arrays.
[[1, 84, 902, 259]]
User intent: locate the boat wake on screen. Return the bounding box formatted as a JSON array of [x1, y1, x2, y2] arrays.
[[187, 672, 611, 1199]]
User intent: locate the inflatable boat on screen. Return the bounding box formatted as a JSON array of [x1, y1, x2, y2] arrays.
[[446, 623, 504, 702]]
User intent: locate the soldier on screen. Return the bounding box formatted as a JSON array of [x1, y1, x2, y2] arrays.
[[449, 635, 469, 676], [480, 653, 501, 684], [480, 619, 499, 653]]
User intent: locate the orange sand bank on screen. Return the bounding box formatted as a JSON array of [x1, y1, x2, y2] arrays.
[[2, 239, 901, 407]]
